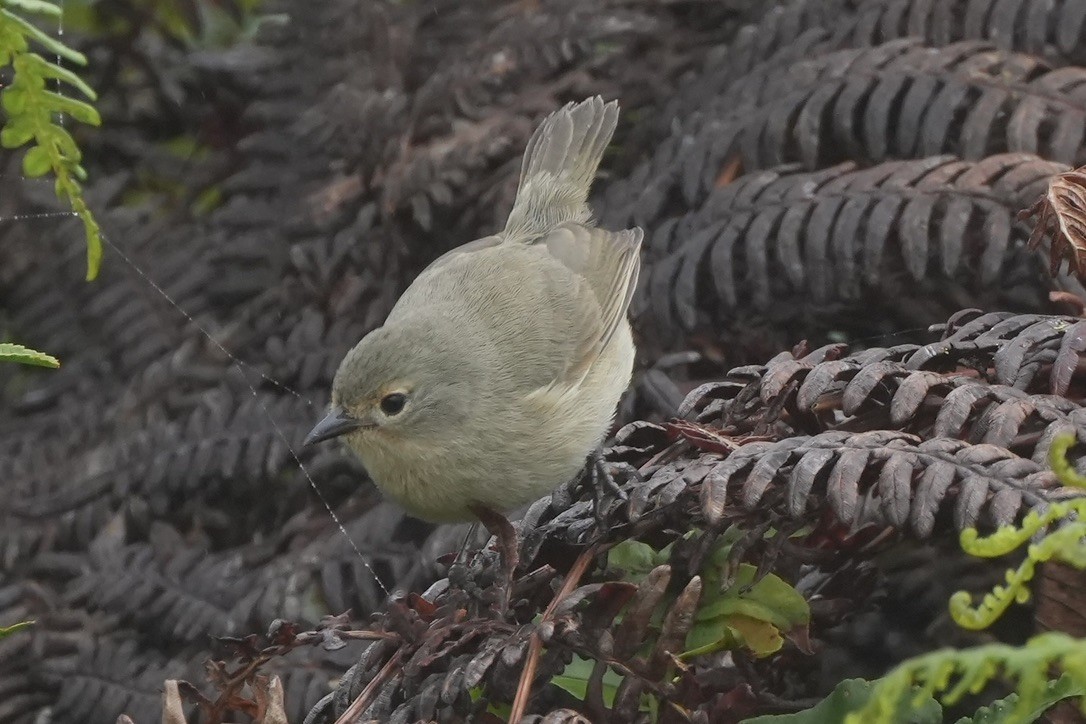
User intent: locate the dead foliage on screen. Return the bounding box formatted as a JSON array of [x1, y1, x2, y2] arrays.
[[1021, 166, 1086, 279]]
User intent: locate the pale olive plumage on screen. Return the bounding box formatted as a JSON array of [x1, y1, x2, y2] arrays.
[[311, 97, 642, 523]]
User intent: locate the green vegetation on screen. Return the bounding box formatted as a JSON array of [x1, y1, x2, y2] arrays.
[[758, 433, 1086, 723], [1, 0, 102, 280], [0, 341, 58, 367]]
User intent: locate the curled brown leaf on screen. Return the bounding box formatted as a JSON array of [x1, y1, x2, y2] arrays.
[[1021, 166, 1086, 278]]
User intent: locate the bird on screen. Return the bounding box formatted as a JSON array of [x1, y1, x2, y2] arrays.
[[304, 96, 642, 605]]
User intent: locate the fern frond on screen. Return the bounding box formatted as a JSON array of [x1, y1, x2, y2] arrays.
[[957, 674, 1086, 724], [1049, 433, 1086, 490], [0, 620, 33, 639], [844, 632, 1086, 724], [950, 504, 1086, 630], [949, 434, 1086, 630], [0, 341, 59, 367], [0, 0, 102, 280]]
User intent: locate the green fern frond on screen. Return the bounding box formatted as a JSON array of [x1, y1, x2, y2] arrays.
[[0, 0, 102, 280], [844, 633, 1086, 724], [0, 341, 59, 366], [1048, 434, 1086, 490], [949, 500, 1086, 630], [948, 434, 1086, 630], [956, 674, 1086, 724], [0, 620, 33, 639]]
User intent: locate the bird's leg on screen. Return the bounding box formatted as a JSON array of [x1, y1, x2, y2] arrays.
[[590, 448, 628, 499], [453, 521, 482, 567], [586, 447, 640, 530], [446, 521, 483, 592], [469, 504, 519, 616]]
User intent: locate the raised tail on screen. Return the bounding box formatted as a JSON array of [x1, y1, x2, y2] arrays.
[[502, 96, 619, 242]]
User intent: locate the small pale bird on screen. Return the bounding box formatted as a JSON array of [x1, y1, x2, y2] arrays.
[[305, 97, 642, 595]]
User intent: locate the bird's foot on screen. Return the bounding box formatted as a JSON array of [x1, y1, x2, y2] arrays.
[[469, 504, 519, 617], [586, 448, 642, 531]]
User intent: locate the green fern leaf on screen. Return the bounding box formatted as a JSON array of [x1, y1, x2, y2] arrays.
[[743, 679, 941, 723], [0, 7, 85, 63], [0, 620, 34, 639], [5, 0, 60, 17], [0, 0, 103, 280], [21, 141, 50, 175], [1049, 434, 1086, 489], [954, 674, 1085, 723], [845, 633, 1086, 724], [27, 53, 96, 99], [0, 342, 60, 367]]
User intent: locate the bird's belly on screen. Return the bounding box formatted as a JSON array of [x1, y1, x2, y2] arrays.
[[354, 412, 612, 524], [364, 443, 591, 523]]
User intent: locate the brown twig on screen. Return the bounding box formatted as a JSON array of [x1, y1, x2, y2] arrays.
[[334, 649, 404, 724], [509, 545, 598, 722], [337, 630, 400, 642]]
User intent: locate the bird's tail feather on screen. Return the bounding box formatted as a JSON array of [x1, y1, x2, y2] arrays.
[[503, 96, 619, 241]]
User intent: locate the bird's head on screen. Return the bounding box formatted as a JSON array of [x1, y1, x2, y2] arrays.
[[304, 318, 476, 453]]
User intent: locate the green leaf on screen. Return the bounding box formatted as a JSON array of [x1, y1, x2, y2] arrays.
[[552, 655, 625, 708], [684, 614, 790, 658], [0, 342, 60, 368], [0, 9, 87, 64], [697, 564, 810, 630], [1, 0, 104, 280], [0, 23, 30, 61], [743, 679, 942, 724], [36, 89, 101, 125], [0, 620, 34, 639], [2, 85, 28, 113], [78, 204, 102, 280], [606, 540, 661, 581], [953, 675, 1086, 724], [845, 633, 1086, 724], [0, 119, 35, 147], [4, 0, 62, 17], [21, 143, 52, 176], [705, 526, 748, 568], [682, 623, 743, 658], [684, 563, 810, 658], [42, 123, 81, 159], [1049, 433, 1086, 489], [20, 52, 97, 100]]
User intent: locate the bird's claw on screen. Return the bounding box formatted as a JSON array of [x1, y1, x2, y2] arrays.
[[587, 449, 642, 530]]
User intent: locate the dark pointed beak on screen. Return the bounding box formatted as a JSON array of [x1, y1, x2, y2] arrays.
[[304, 407, 363, 446]]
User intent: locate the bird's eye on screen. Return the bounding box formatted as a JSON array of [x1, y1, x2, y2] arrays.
[[380, 392, 407, 416]]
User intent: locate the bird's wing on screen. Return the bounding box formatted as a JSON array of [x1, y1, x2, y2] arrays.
[[385, 224, 640, 398], [531, 221, 642, 392]]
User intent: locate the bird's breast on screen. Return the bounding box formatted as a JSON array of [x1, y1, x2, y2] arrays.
[[343, 324, 635, 524]]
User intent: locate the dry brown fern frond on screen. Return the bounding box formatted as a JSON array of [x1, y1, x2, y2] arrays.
[[720, 0, 1086, 86], [679, 309, 1086, 439], [697, 430, 1057, 537], [636, 154, 1064, 341], [679, 40, 1086, 197], [601, 35, 1086, 235], [1020, 165, 1086, 278]]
